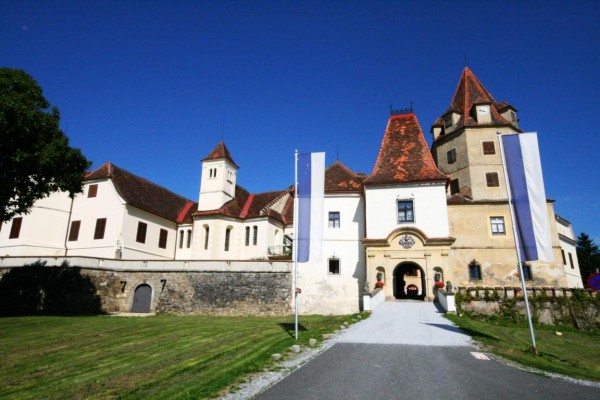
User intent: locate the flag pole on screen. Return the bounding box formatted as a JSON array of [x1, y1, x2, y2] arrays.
[[293, 149, 299, 340], [497, 131, 538, 355]]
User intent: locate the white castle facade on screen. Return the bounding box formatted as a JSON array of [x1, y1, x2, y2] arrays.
[[0, 68, 583, 314]]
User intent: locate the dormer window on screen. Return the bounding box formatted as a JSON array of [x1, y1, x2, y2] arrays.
[[475, 105, 491, 123], [444, 114, 453, 128]]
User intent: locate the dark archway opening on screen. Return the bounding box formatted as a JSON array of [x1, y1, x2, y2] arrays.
[[132, 284, 152, 313], [393, 262, 426, 300]]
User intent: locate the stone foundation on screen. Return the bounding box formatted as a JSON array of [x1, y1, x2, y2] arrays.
[[0, 257, 293, 316]]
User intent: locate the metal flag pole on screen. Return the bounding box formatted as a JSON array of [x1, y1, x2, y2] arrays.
[[293, 150, 300, 340], [497, 131, 538, 355]]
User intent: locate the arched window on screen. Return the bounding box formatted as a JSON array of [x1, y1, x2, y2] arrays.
[[253, 226, 258, 245], [204, 225, 209, 250], [179, 230, 184, 249], [186, 229, 192, 248], [245, 227, 250, 246], [225, 227, 232, 251], [468, 260, 482, 281]]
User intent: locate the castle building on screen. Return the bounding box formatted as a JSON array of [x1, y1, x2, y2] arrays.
[[0, 68, 583, 314]]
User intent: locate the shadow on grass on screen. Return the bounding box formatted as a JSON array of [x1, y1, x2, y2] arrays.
[[278, 322, 307, 338], [0, 261, 104, 316], [422, 322, 473, 338], [442, 321, 502, 342]]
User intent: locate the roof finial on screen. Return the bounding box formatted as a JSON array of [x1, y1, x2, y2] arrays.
[[390, 102, 413, 116]]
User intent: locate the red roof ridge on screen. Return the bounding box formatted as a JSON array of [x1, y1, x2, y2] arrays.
[[390, 112, 415, 120], [240, 194, 255, 218], [176, 201, 196, 223]]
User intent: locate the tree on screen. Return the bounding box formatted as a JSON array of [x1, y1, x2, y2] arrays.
[[0, 68, 90, 223], [576, 232, 600, 287]]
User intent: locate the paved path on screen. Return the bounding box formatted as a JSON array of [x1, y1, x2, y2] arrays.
[[336, 301, 472, 346], [256, 301, 599, 400]]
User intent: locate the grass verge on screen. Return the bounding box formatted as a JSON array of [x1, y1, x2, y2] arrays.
[[445, 314, 600, 382], [0, 312, 367, 399]]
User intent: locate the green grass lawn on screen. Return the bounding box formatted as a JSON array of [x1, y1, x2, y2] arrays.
[[0, 313, 365, 399], [445, 314, 600, 382]]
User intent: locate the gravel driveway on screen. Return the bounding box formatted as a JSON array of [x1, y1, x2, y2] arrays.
[[335, 300, 472, 346]]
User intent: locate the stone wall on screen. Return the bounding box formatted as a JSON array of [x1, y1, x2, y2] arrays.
[[0, 257, 293, 316], [455, 286, 599, 329]]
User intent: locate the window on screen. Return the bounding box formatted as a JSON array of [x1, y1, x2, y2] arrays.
[[88, 184, 98, 198], [179, 230, 184, 249], [136, 222, 147, 243], [186, 230, 192, 248], [68, 220, 81, 241], [450, 179, 460, 195], [490, 217, 506, 235], [204, 226, 209, 250], [328, 258, 340, 275], [253, 226, 258, 246], [209, 168, 217, 178], [568, 253, 574, 269], [224, 227, 231, 251], [482, 141, 496, 155], [158, 229, 168, 249], [522, 264, 532, 281], [468, 260, 482, 281], [486, 172, 499, 187], [447, 148, 457, 164], [561, 249, 566, 265], [328, 212, 340, 228], [444, 114, 453, 128], [397, 200, 414, 223], [9, 217, 23, 239], [94, 218, 107, 240], [245, 227, 250, 246], [510, 111, 517, 122]]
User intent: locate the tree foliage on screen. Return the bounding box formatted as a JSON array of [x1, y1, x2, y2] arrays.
[[0, 68, 90, 222], [576, 232, 600, 287]]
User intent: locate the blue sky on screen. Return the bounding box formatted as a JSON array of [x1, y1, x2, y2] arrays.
[[2, 1, 599, 243]]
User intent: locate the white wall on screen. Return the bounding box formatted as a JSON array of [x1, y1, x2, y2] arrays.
[[555, 218, 583, 288], [0, 191, 72, 256], [66, 180, 127, 259], [296, 194, 366, 314], [121, 207, 177, 260], [197, 160, 237, 211], [174, 224, 194, 260], [192, 216, 285, 260], [364, 182, 449, 239]]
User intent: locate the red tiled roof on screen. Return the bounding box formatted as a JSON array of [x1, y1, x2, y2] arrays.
[[364, 113, 448, 186], [193, 186, 291, 224], [86, 162, 196, 223], [325, 161, 365, 193], [434, 67, 519, 137], [202, 141, 239, 168]]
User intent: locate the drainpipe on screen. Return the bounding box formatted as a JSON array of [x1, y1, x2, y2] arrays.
[[63, 197, 75, 256]]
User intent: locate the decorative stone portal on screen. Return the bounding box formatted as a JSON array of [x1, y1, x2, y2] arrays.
[[393, 262, 426, 300], [132, 284, 152, 313]]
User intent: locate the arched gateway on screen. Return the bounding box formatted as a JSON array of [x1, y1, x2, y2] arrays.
[[393, 262, 426, 300], [131, 284, 153, 313]]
